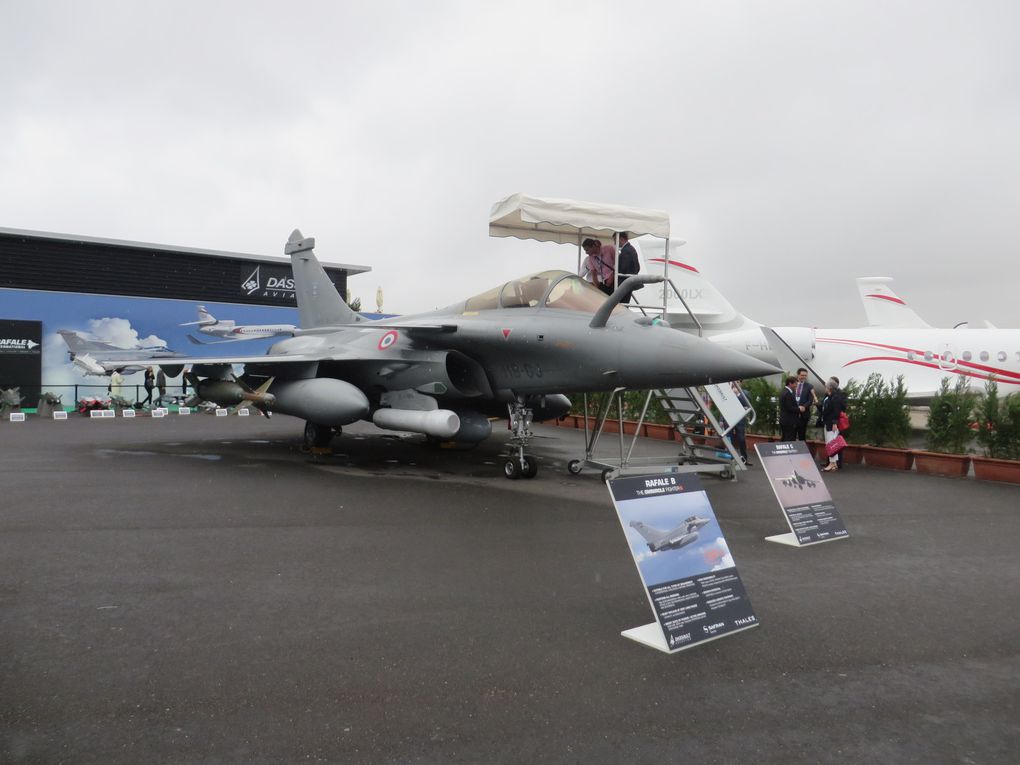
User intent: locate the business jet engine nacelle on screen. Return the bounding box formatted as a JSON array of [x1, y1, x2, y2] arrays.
[[706, 326, 815, 368], [771, 327, 816, 364]]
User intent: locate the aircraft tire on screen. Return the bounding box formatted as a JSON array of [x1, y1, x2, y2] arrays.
[[303, 421, 334, 449], [503, 459, 520, 479], [718, 468, 733, 480], [567, 460, 583, 475], [521, 455, 538, 479]]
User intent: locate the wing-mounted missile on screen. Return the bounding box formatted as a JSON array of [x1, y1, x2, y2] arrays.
[[71, 353, 107, 377]]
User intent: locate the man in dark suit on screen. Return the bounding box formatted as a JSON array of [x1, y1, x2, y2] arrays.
[[616, 232, 640, 303], [779, 375, 800, 441], [794, 367, 816, 440]]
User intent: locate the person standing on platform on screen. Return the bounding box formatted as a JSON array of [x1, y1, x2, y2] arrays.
[[580, 238, 614, 295], [779, 375, 800, 441], [616, 232, 640, 303], [794, 367, 816, 441]]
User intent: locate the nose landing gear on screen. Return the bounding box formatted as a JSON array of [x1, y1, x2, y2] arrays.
[[504, 399, 539, 479]]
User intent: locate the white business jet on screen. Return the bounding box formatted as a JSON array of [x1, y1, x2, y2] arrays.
[[181, 306, 296, 344], [634, 240, 1020, 400]]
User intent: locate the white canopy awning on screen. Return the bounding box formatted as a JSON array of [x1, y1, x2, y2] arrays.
[[488, 193, 670, 244]]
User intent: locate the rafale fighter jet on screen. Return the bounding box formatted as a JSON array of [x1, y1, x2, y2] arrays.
[[630, 515, 711, 553], [87, 230, 777, 478], [774, 470, 818, 490], [58, 330, 183, 376]]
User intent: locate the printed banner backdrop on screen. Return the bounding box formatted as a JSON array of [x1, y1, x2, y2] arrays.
[[0, 319, 43, 407], [0, 287, 389, 405], [755, 441, 850, 545], [608, 473, 758, 652]]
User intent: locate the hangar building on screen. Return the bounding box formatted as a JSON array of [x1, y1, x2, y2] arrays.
[[0, 227, 370, 407]]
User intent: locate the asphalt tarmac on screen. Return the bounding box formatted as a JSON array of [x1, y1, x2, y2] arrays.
[[1, 415, 1017, 764]]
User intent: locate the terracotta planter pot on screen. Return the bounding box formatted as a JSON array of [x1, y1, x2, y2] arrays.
[[622, 420, 643, 436], [913, 451, 971, 478], [745, 434, 776, 451], [804, 439, 826, 460], [840, 444, 864, 464], [644, 423, 674, 441], [861, 446, 915, 470], [971, 455, 1020, 484]]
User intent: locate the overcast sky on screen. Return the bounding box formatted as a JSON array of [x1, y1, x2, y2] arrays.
[[3, 1, 1019, 328]]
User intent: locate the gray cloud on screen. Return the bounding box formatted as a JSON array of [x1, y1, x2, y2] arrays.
[[2, 1, 1018, 328]]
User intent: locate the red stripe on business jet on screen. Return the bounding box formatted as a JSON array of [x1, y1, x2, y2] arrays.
[[865, 293, 906, 305], [818, 336, 1020, 382], [647, 257, 699, 273]]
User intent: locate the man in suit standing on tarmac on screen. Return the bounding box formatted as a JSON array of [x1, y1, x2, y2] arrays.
[[779, 375, 801, 442], [794, 367, 816, 441]]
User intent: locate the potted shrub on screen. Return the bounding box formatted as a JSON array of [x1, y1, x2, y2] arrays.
[[742, 378, 778, 450], [855, 374, 915, 470], [913, 377, 973, 477], [971, 380, 1020, 483]]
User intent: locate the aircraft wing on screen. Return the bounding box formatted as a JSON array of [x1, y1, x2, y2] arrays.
[[628, 521, 663, 544], [92, 349, 360, 372], [308, 322, 458, 336]]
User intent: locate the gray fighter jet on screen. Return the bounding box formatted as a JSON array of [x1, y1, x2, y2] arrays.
[[87, 230, 777, 478], [630, 515, 711, 553], [775, 470, 818, 489], [58, 330, 183, 376]]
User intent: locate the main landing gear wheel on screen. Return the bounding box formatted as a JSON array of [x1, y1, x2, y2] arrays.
[[567, 459, 583, 475], [521, 455, 538, 479], [504, 459, 520, 480], [303, 421, 335, 450]]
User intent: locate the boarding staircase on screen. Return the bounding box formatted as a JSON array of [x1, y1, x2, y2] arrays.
[[568, 273, 755, 480]]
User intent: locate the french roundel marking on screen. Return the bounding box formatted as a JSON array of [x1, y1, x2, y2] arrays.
[[378, 330, 399, 350]]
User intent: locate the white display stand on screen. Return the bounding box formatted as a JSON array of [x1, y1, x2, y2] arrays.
[[152, 409, 166, 418], [764, 532, 802, 547], [90, 410, 115, 419], [9, 412, 25, 422], [53, 411, 68, 420], [122, 409, 135, 418], [178, 407, 190, 415], [621, 623, 671, 653], [215, 408, 228, 417], [237, 408, 250, 417]]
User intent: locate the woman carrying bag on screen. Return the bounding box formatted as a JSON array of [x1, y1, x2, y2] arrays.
[[820, 377, 848, 472]]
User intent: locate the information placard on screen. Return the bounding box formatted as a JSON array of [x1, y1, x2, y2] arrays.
[[607, 473, 758, 653], [121, 409, 135, 418], [53, 411, 68, 420], [9, 412, 26, 422], [755, 441, 850, 547], [178, 407, 191, 416], [215, 408, 229, 417], [237, 408, 250, 417]]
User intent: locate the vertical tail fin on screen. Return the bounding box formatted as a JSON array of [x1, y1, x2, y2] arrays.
[[285, 230, 360, 329], [856, 277, 931, 328]]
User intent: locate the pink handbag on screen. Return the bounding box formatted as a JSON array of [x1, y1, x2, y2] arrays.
[[825, 435, 847, 457]]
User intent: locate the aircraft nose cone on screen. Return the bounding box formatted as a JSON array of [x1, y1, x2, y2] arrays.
[[655, 334, 781, 385]]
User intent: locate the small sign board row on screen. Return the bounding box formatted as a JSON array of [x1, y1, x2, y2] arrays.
[[606, 441, 850, 655], [10, 407, 256, 421]]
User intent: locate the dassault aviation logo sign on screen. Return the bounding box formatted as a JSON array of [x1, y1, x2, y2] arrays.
[[241, 264, 297, 299]]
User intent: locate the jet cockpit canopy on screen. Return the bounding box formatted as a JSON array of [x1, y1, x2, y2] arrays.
[[462, 270, 627, 317]]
